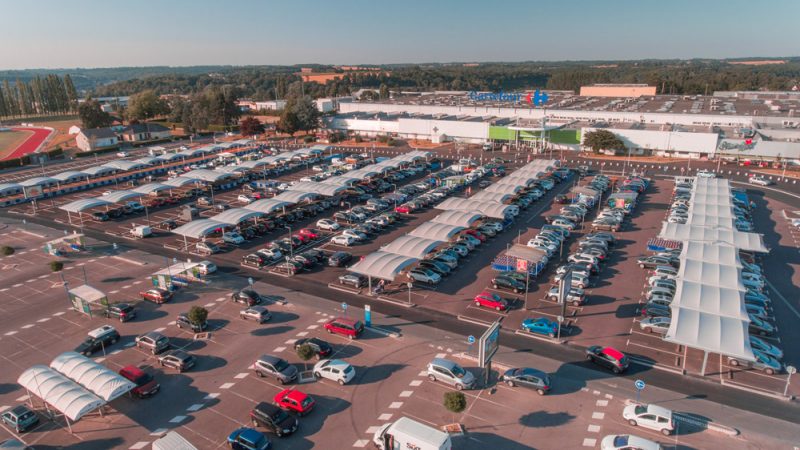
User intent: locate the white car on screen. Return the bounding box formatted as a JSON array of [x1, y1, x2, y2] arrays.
[[197, 260, 217, 275], [528, 239, 557, 253], [237, 194, 253, 204], [483, 222, 503, 233], [696, 170, 716, 179], [277, 183, 291, 191], [342, 229, 367, 242], [622, 404, 675, 436], [331, 235, 355, 246], [601, 434, 662, 450], [116, 151, 129, 158], [317, 219, 341, 231], [222, 232, 245, 245], [313, 359, 355, 385], [749, 176, 773, 186], [551, 219, 576, 230], [257, 248, 282, 261]]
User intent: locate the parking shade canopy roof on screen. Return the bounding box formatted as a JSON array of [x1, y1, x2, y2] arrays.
[[670, 280, 748, 319], [237, 160, 269, 169], [436, 197, 514, 219], [133, 183, 174, 194], [687, 204, 734, 219], [50, 352, 135, 402], [17, 365, 104, 422], [133, 157, 160, 165], [274, 191, 319, 203], [431, 210, 483, 227], [183, 169, 233, 183], [322, 176, 360, 186], [0, 183, 21, 195], [665, 308, 754, 361], [245, 198, 292, 214], [469, 191, 513, 203], [82, 166, 116, 177], [101, 190, 142, 203], [59, 198, 113, 213], [677, 259, 745, 291], [684, 214, 734, 229], [506, 244, 548, 265], [211, 208, 264, 225], [103, 160, 148, 171], [51, 171, 88, 182], [659, 223, 768, 253], [680, 242, 742, 268], [164, 176, 201, 187], [484, 183, 523, 194], [155, 153, 184, 162], [172, 219, 226, 239], [348, 251, 418, 281], [409, 222, 465, 241], [381, 235, 442, 259], [287, 181, 348, 197], [19, 176, 58, 187]]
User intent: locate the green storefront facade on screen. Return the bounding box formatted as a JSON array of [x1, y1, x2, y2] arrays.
[[488, 126, 581, 145]]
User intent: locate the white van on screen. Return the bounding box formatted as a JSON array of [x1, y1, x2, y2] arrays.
[[131, 225, 152, 238], [373, 417, 452, 450], [152, 431, 197, 450]]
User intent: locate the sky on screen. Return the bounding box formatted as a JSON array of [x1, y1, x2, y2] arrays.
[[1, 0, 798, 69]]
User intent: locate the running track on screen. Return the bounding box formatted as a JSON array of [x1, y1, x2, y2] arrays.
[[3, 127, 54, 160]]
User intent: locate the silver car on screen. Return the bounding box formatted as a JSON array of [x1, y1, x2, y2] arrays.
[[427, 358, 476, 390], [639, 317, 670, 335]]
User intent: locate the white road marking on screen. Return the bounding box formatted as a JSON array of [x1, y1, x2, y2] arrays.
[[399, 391, 413, 398], [418, 371, 427, 377], [435, 353, 446, 358], [307, 324, 319, 330], [596, 399, 608, 407], [37, 274, 48, 279], [317, 318, 328, 323], [296, 331, 308, 337], [15, 395, 29, 402], [96, 357, 106, 363], [133, 280, 143, 285], [220, 383, 235, 389], [284, 339, 296, 344], [409, 380, 423, 387], [154, 327, 166, 333], [366, 426, 382, 434], [215, 297, 226, 302], [110, 290, 120, 294], [168, 321, 176, 326], [205, 393, 220, 400], [591, 412, 605, 420], [52, 311, 65, 316], [125, 342, 136, 347], [37, 318, 50, 323], [150, 428, 168, 436], [273, 346, 286, 353], [110, 349, 122, 355], [604, 393, 613, 399], [234, 373, 249, 379], [353, 440, 369, 448], [186, 404, 204, 412], [21, 324, 34, 329], [582, 438, 597, 447], [204, 302, 216, 308], [169, 415, 187, 423], [587, 424, 601, 433], [378, 413, 393, 421], [592, 390, 600, 395], [129, 442, 149, 450], [12, 283, 22, 287], [389, 402, 403, 409]]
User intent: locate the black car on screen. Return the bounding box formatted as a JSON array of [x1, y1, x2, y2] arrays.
[[232, 289, 264, 306], [491, 275, 526, 294], [157, 349, 196, 372], [91, 211, 109, 222], [585, 345, 629, 374], [176, 313, 208, 332], [501, 367, 551, 395], [75, 326, 120, 356], [302, 249, 327, 263], [328, 252, 353, 267], [641, 301, 671, 318], [294, 337, 333, 358], [242, 253, 268, 268], [103, 303, 136, 322], [250, 402, 298, 437]]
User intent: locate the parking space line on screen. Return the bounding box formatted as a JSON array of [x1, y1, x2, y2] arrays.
[[154, 327, 166, 332], [15, 395, 28, 402], [409, 380, 422, 387], [186, 404, 204, 412], [591, 412, 605, 420], [273, 346, 286, 352], [582, 438, 597, 447], [587, 424, 601, 433], [204, 302, 216, 308], [234, 373, 249, 379], [204, 393, 220, 400], [317, 318, 328, 323], [388, 402, 403, 409], [284, 339, 295, 344], [52, 311, 65, 316], [596, 399, 608, 407], [150, 428, 168, 436], [399, 391, 413, 398], [296, 331, 308, 337], [169, 415, 187, 423], [307, 324, 319, 329], [129, 442, 149, 450], [378, 413, 393, 421], [36, 317, 50, 323], [418, 370, 427, 377], [435, 353, 446, 358], [366, 426, 382, 434], [353, 440, 369, 448]]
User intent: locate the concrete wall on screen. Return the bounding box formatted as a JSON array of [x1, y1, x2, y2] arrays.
[[581, 127, 720, 155], [398, 119, 487, 143], [579, 85, 657, 97]]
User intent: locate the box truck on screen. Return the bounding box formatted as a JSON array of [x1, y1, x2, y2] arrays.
[[373, 417, 452, 450]]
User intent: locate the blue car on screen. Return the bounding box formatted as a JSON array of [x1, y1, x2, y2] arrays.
[[227, 427, 271, 450], [521, 318, 558, 338]]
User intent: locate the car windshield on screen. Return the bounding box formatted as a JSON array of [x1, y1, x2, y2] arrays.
[[135, 373, 154, 386], [451, 365, 466, 378], [273, 360, 289, 371], [343, 365, 354, 374], [301, 397, 313, 407], [271, 408, 290, 422], [634, 405, 647, 415]]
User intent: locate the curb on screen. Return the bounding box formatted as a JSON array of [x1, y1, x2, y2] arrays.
[[452, 352, 512, 372], [111, 255, 148, 266], [375, 295, 415, 308], [514, 329, 565, 344], [627, 355, 685, 376], [366, 326, 401, 338], [456, 315, 494, 327], [623, 399, 740, 436], [720, 379, 794, 402]]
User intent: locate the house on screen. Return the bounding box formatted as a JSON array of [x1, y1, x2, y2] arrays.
[[76, 128, 119, 152], [120, 123, 171, 143]]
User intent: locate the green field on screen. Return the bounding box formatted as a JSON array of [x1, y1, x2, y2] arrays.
[[0, 130, 33, 158]]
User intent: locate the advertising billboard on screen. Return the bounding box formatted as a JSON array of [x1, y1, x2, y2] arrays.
[[478, 320, 501, 368]]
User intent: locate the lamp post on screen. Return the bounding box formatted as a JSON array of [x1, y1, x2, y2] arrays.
[[285, 225, 293, 260]]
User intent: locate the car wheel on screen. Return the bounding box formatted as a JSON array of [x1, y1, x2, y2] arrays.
[[506, 380, 515, 387], [428, 374, 436, 382], [548, 332, 555, 338], [549, 296, 558, 302], [256, 370, 264, 377], [495, 306, 502, 311], [612, 367, 621, 374], [492, 284, 499, 289], [314, 371, 321, 379], [455, 384, 463, 391], [327, 328, 333, 333], [639, 263, 645, 268], [629, 419, 638, 426], [585, 355, 593, 361], [765, 368, 775, 375], [111, 337, 118, 344], [572, 300, 581, 307], [537, 389, 546, 396], [338, 378, 345, 385], [661, 428, 672, 436]]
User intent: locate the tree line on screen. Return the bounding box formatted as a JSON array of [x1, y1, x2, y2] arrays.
[[0, 74, 79, 119]]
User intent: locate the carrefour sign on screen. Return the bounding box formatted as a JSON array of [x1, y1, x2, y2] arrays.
[[467, 90, 548, 106]]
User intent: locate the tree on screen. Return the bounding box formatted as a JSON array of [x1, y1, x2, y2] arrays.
[[276, 107, 300, 136], [291, 96, 320, 133], [239, 116, 265, 137], [187, 306, 208, 325], [379, 83, 389, 100], [78, 98, 113, 129], [583, 129, 626, 154], [443, 391, 466, 423], [49, 261, 64, 272], [127, 90, 169, 121], [1, 246, 14, 256], [63, 74, 78, 112], [296, 343, 316, 371]]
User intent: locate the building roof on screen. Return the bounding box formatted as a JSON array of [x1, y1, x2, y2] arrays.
[[505, 244, 548, 264], [17, 365, 105, 422], [49, 352, 135, 402], [347, 251, 418, 281], [81, 127, 117, 139], [68, 285, 106, 302]]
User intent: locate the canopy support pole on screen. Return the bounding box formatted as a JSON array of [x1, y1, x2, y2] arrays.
[[700, 351, 709, 376]]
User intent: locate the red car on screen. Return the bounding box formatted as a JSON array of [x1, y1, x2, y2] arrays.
[[298, 228, 320, 240], [251, 191, 266, 200], [324, 316, 364, 339], [140, 288, 173, 304], [119, 365, 160, 398], [274, 389, 315, 416], [465, 229, 487, 242], [395, 204, 412, 214], [293, 233, 310, 244], [474, 291, 509, 311]]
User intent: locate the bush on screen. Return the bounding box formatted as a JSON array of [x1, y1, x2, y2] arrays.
[[444, 391, 466, 414], [49, 261, 64, 272], [354, 135, 364, 143], [303, 135, 315, 143], [188, 306, 208, 324], [1, 246, 14, 256], [296, 344, 316, 362], [376, 135, 390, 144]]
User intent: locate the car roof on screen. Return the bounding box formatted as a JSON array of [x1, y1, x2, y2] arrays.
[[279, 389, 309, 401], [518, 367, 548, 377], [254, 401, 281, 414], [430, 357, 458, 369], [328, 316, 358, 325], [88, 325, 116, 338], [323, 359, 350, 368], [120, 365, 145, 377], [143, 331, 166, 339], [258, 354, 283, 364], [643, 403, 673, 418], [602, 347, 626, 361], [9, 405, 30, 416]]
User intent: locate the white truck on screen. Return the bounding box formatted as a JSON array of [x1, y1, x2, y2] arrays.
[[373, 417, 452, 450], [151, 431, 197, 450]]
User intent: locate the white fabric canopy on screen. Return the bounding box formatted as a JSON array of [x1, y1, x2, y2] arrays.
[[680, 242, 742, 268], [164, 177, 201, 187], [677, 259, 745, 291], [17, 365, 104, 422], [484, 183, 524, 194], [669, 280, 749, 319], [381, 236, 442, 259], [665, 308, 754, 361], [431, 210, 483, 227], [246, 199, 293, 214], [50, 352, 135, 402], [211, 208, 264, 225], [436, 198, 514, 219], [274, 191, 319, 203], [172, 219, 226, 239], [469, 191, 513, 203], [659, 223, 768, 253], [104, 161, 148, 171], [52, 171, 88, 182], [59, 198, 112, 213], [409, 222, 465, 241], [348, 251, 418, 281], [133, 183, 174, 194], [102, 190, 142, 203]]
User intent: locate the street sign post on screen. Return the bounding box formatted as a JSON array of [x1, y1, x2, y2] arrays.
[[407, 282, 413, 305], [634, 379, 646, 403], [341, 302, 348, 316], [248, 277, 254, 286], [557, 315, 564, 340], [557, 269, 572, 338], [467, 334, 475, 355], [364, 304, 371, 327], [784, 365, 796, 397]]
